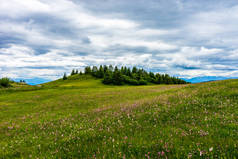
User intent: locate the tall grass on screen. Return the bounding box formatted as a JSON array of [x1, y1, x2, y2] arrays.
[[0, 78, 238, 158]]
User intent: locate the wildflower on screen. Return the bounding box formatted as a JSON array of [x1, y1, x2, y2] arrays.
[[200, 150, 205, 156], [200, 151, 203, 156], [209, 147, 213, 152], [8, 126, 13, 130], [161, 151, 165, 156], [123, 154, 126, 159]]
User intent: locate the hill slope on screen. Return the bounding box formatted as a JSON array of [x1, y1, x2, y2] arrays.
[[0, 78, 238, 158]]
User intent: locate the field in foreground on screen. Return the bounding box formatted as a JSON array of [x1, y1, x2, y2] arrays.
[[0, 76, 238, 158]]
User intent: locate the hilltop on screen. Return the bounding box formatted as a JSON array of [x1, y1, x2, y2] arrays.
[[0, 77, 238, 158], [64, 65, 189, 86]]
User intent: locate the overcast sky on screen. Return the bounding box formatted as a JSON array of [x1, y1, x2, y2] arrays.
[[1, 0, 238, 81]]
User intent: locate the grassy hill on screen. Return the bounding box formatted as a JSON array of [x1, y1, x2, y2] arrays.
[[0, 75, 238, 158]]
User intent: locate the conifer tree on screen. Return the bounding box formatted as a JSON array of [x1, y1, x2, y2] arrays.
[[120, 66, 124, 75], [97, 65, 104, 78], [148, 72, 155, 82], [92, 66, 98, 77], [112, 67, 123, 85], [122, 66, 127, 75], [103, 65, 108, 73], [126, 67, 132, 77], [109, 65, 113, 72], [132, 66, 137, 74], [63, 73, 67, 80], [103, 70, 113, 84], [84, 66, 92, 74], [71, 69, 75, 76]]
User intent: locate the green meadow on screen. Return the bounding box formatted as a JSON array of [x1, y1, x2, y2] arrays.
[[0, 75, 238, 158]]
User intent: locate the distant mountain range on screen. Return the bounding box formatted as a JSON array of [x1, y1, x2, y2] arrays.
[[183, 76, 237, 83]]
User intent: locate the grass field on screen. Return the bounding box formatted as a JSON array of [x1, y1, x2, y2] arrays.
[[0, 75, 238, 158]]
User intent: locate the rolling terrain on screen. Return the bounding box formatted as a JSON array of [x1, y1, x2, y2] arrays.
[[0, 75, 238, 158]]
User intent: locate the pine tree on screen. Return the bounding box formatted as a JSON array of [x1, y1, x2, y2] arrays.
[[155, 73, 161, 84], [97, 65, 104, 78], [63, 73, 67, 80], [112, 67, 123, 85], [109, 65, 113, 72], [71, 69, 75, 76], [132, 66, 137, 74], [138, 69, 143, 80], [103, 65, 108, 73], [103, 70, 113, 84], [120, 66, 124, 75], [148, 72, 155, 82], [84, 66, 92, 74], [92, 66, 98, 77], [126, 68, 132, 77]]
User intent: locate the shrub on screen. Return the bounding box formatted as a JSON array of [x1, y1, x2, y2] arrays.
[[0, 77, 11, 87], [127, 78, 139, 85], [138, 79, 147, 85]]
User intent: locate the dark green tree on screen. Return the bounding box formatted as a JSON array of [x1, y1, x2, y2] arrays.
[[63, 73, 67, 80], [96, 65, 104, 78], [103, 65, 108, 73], [92, 66, 98, 77], [132, 66, 137, 74], [84, 66, 92, 74], [112, 67, 123, 85], [109, 65, 114, 72], [71, 69, 75, 76], [103, 70, 113, 84], [126, 67, 132, 77]]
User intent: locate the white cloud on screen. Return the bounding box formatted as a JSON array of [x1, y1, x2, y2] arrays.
[[0, 0, 50, 18], [185, 4, 238, 47], [0, 0, 238, 81]]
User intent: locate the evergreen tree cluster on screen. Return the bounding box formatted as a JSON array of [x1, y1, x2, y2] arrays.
[[70, 69, 82, 76], [65, 65, 188, 85]]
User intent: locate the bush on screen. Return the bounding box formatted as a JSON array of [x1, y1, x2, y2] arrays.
[[138, 79, 147, 85], [127, 78, 139, 85], [0, 78, 11, 87]]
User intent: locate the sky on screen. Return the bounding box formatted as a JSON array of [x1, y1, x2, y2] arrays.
[[0, 0, 238, 84]]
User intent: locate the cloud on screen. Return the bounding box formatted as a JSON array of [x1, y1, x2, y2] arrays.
[[0, 0, 238, 81]]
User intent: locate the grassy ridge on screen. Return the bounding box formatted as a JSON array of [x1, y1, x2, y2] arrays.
[[0, 76, 238, 158]]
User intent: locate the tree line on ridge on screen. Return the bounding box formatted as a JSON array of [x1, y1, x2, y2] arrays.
[[63, 65, 189, 85]]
